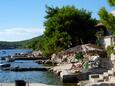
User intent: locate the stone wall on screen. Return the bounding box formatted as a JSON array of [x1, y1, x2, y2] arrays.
[[99, 58, 113, 70]]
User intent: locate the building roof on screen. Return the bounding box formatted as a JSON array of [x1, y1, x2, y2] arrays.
[[95, 23, 105, 27], [111, 10, 115, 16]]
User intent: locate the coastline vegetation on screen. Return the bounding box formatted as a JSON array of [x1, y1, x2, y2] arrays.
[[35, 6, 99, 57], [0, 0, 115, 58], [0, 41, 23, 49]]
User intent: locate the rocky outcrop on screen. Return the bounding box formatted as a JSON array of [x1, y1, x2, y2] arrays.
[[99, 57, 113, 70]]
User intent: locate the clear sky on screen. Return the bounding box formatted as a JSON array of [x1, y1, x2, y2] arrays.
[[0, 0, 113, 41]]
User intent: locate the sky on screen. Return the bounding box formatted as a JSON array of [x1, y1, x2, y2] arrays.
[[0, 0, 113, 41]]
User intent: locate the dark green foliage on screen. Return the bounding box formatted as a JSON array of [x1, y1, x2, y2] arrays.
[[44, 6, 97, 45], [0, 36, 43, 50], [22, 35, 43, 50], [75, 52, 84, 60], [98, 7, 115, 35], [45, 6, 59, 19], [108, 0, 115, 6], [40, 6, 97, 56], [106, 45, 115, 56], [0, 41, 23, 49], [39, 33, 72, 56], [99, 0, 115, 35]]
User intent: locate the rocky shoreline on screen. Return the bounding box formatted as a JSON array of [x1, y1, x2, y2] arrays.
[[3, 45, 115, 85], [40, 44, 115, 85]]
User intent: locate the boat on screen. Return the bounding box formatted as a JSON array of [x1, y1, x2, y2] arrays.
[[5, 56, 15, 62], [0, 63, 11, 68], [0, 57, 11, 69]]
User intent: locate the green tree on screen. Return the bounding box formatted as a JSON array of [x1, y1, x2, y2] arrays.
[[22, 35, 43, 50], [108, 0, 115, 6], [45, 6, 59, 19], [40, 6, 97, 56], [106, 45, 115, 56], [98, 1, 115, 35]]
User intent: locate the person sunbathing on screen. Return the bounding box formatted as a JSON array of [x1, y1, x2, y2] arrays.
[[70, 62, 83, 70]]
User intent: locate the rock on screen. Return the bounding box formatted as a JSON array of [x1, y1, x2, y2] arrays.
[[100, 83, 109, 86], [99, 58, 113, 70], [91, 83, 100, 86], [109, 76, 115, 82], [110, 83, 115, 86], [89, 74, 99, 83], [60, 70, 78, 83]]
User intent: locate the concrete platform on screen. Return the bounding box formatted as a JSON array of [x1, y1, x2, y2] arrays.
[[3, 67, 50, 71], [85, 82, 115, 86]]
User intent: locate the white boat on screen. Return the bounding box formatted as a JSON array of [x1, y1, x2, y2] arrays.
[[0, 58, 11, 70], [0, 63, 11, 68]]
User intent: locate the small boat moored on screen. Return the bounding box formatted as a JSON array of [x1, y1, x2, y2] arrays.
[[0, 63, 11, 68]]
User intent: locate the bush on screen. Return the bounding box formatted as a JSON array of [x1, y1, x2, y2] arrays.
[[106, 45, 115, 57]]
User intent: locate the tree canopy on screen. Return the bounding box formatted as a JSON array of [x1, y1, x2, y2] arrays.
[[108, 0, 115, 6], [39, 6, 97, 56], [98, 0, 115, 35], [98, 7, 115, 35]]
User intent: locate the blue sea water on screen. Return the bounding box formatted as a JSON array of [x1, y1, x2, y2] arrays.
[[0, 49, 32, 57], [0, 49, 62, 85]]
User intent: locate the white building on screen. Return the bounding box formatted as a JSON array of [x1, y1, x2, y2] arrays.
[[99, 10, 115, 49], [111, 10, 115, 16], [100, 36, 115, 48]]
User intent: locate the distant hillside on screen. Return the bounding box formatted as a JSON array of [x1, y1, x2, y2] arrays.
[[0, 41, 23, 49], [22, 35, 42, 50], [0, 36, 42, 49]]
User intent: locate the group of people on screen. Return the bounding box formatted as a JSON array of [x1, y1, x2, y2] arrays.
[[51, 51, 100, 72]]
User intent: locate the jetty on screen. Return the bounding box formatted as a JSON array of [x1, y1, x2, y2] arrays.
[[5, 50, 48, 61], [3, 67, 51, 71], [5, 56, 48, 62], [12, 56, 48, 60]]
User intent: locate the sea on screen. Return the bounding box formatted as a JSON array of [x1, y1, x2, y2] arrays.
[[0, 49, 78, 86], [0, 49, 62, 85]]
